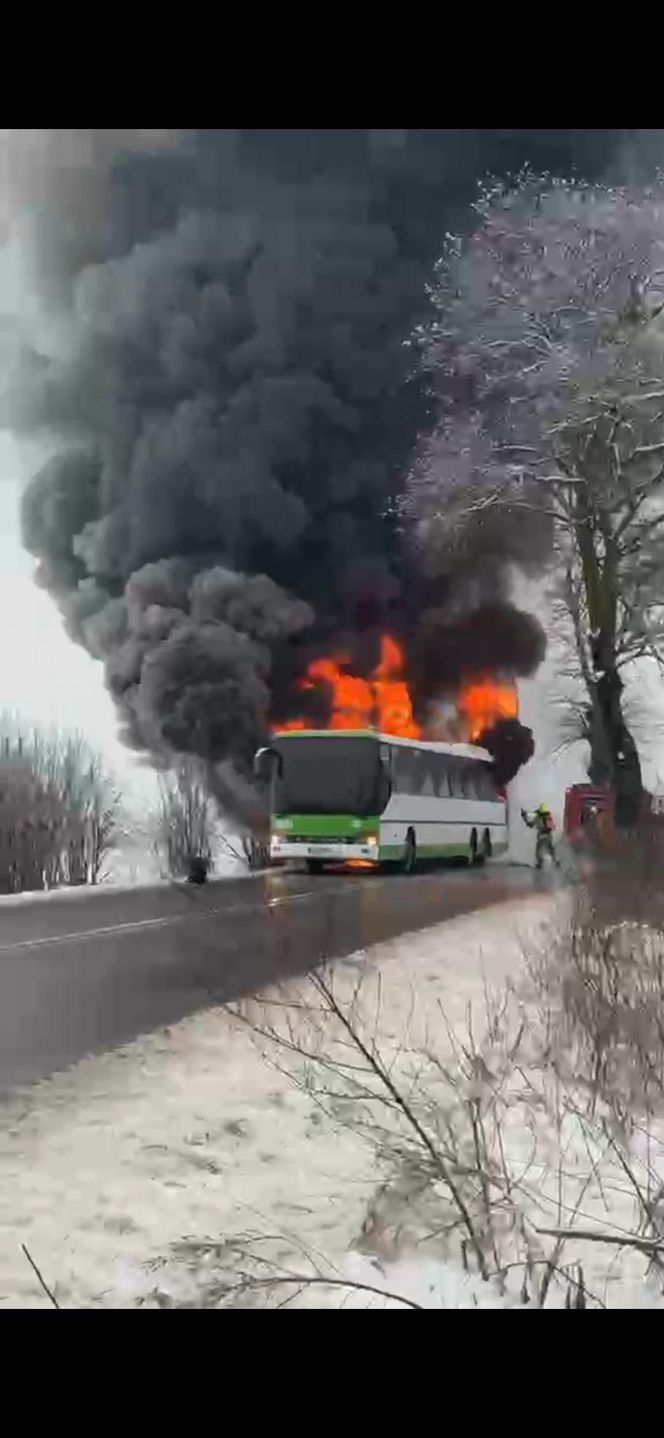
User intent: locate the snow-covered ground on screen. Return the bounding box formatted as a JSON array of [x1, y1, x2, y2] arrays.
[[1, 889, 662, 1309]]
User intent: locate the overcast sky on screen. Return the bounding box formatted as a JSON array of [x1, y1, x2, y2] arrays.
[[0, 430, 158, 811]]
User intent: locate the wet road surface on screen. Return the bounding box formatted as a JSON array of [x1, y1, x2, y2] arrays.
[[0, 863, 540, 1093]]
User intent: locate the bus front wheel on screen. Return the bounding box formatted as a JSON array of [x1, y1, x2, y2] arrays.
[[306, 859, 324, 875], [403, 829, 417, 874]]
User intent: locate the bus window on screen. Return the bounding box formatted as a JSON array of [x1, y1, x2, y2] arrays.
[[402, 747, 424, 796], [461, 764, 478, 800], [476, 764, 496, 800], [421, 757, 435, 797], [436, 758, 451, 798], [410, 749, 424, 796], [449, 759, 465, 798], [378, 748, 392, 810], [394, 746, 412, 795], [273, 735, 383, 815]]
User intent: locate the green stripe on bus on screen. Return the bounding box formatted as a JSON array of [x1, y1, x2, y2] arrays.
[[273, 813, 379, 837], [379, 843, 468, 859], [379, 841, 509, 860]]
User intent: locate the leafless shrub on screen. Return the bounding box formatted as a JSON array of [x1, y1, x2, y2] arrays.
[[216, 830, 271, 871], [153, 760, 271, 879], [0, 717, 121, 893], [171, 1231, 425, 1310], [529, 844, 664, 1132], [154, 760, 215, 880], [0, 757, 57, 894], [31, 729, 122, 885], [191, 965, 650, 1309]]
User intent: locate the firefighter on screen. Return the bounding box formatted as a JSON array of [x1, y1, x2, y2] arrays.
[[521, 802, 559, 870]]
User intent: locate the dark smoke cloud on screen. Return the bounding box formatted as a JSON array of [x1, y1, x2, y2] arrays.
[[478, 718, 536, 787], [6, 129, 657, 807], [0, 129, 177, 296], [408, 602, 546, 710]]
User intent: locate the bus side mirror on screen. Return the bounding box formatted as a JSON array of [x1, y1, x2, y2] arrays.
[[253, 747, 282, 783]]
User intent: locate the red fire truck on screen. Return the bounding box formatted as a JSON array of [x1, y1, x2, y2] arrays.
[[564, 783, 664, 847], [563, 784, 615, 848]]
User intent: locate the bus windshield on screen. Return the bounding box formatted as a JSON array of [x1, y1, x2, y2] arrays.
[[273, 736, 382, 816]]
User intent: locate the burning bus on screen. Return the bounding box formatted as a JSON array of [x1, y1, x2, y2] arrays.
[[256, 730, 507, 873], [255, 631, 518, 873]]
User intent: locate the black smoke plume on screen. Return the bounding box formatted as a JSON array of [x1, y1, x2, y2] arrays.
[[408, 601, 546, 711], [5, 129, 653, 809], [478, 718, 535, 787]]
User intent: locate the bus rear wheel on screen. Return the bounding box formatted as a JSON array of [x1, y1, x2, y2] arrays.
[[306, 859, 324, 875], [403, 829, 417, 874]]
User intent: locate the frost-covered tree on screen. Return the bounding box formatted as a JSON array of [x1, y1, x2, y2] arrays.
[[154, 760, 214, 880], [418, 177, 664, 825], [0, 717, 121, 891], [29, 729, 121, 883]]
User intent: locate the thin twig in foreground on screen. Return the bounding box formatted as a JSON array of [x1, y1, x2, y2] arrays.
[[310, 971, 489, 1280], [210, 1273, 423, 1309], [535, 1226, 664, 1253], [21, 1244, 60, 1309]]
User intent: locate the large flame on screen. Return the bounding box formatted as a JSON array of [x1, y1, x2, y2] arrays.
[[274, 636, 518, 743], [457, 675, 518, 740], [276, 634, 420, 738]]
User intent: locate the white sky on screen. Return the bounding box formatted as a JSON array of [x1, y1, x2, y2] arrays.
[[0, 430, 158, 811]]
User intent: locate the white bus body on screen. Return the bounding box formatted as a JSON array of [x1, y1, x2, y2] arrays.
[[267, 730, 508, 869]]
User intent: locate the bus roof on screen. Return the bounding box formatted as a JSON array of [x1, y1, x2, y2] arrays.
[[271, 730, 492, 762]]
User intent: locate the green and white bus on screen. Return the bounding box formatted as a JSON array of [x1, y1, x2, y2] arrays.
[[255, 729, 508, 873]]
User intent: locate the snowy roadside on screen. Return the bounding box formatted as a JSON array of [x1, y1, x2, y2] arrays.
[[0, 864, 267, 907], [4, 883, 664, 1310], [0, 892, 554, 1309]]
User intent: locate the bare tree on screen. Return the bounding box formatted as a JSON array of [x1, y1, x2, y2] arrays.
[[418, 178, 664, 824], [154, 759, 214, 880], [153, 758, 271, 879], [207, 758, 271, 870], [0, 717, 121, 892], [29, 731, 121, 884], [0, 750, 60, 893]]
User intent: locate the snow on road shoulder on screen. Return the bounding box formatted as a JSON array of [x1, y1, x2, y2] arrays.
[[0, 894, 553, 1308]]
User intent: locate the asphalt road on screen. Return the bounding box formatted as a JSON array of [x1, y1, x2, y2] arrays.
[[0, 863, 539, 1094]]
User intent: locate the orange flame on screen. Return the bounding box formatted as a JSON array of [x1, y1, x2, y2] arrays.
[[276, 633, 421, 738], [274, 637, 518, 743], [457, 675, 518, 741]]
